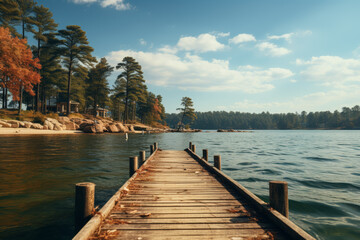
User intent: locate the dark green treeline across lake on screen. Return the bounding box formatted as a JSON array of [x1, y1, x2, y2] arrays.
[[166, 105, 360, 129], [0, 131, 359, 240]]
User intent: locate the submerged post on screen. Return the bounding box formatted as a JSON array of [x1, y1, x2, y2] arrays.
[[75, 182, 95, 232], [214, 155, 221, 170], [191, 144, 196, 153], [189, 142, 192, 149], [129, 156, 138, 177], [202, 149, 208, 161], [154, 142, 158, 150], [150, 145, 155, 155], [139, 150, 146, 165], [269, 181, 289, 218]]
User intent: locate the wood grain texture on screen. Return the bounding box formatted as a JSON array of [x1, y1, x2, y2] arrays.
[[87, 150, 288, 240]]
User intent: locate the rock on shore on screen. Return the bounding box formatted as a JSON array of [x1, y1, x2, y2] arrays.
[[0, 117, 168, 134]]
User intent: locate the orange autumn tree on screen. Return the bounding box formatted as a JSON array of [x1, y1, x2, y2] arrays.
[[0, 26, 41, 112]]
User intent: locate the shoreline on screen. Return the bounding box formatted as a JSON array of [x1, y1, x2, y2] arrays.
[[0, 128, 83, 135]]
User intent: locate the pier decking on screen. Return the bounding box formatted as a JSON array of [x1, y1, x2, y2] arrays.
[[73, 146, 315, 240]]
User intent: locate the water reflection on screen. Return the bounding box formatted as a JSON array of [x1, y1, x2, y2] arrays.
[[0, 131, 360, 240]]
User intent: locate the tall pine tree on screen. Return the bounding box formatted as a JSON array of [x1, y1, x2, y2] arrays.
[[57, 25, 95, 115], [115, 56, 146, 123]]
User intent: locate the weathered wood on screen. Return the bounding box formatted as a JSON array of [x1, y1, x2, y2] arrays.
[[139, 150, 146, 166], [154, 142, 158, 150], [202, 149, 208, 161], [269, 181, 289, 218], [150, 145, 155, 154], [78, 149, 314, 240], [74, 182, 95, 232], [191, 144, 196, 152], [189, 142, 192, 149], [214, 155, 221, 170], [129, 156, 138, 177]]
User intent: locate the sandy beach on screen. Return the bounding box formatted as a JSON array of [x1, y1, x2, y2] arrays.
[[0, 128, 82, 135]]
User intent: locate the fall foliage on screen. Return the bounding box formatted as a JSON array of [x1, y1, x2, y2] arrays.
[[0, 26, 41, 101]]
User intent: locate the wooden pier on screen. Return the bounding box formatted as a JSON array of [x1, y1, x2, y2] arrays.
[[73, 143, 315, 240]]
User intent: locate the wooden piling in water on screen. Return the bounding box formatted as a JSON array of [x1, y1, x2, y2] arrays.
[[202, 149, 208, 161], [214, 155, 221, 170], [139, 151, 146, 166], [150, 145, 155, 155], [189, 142, 192, 149], [154, 142, 158, 150], [269, 181, 289, 218], [129, 156, 138, 177], [75, 182, 95, 232], [191, 144, 196, 153]]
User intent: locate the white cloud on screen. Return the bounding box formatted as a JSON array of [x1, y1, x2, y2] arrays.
[[256, 42, 291, 56], [158, 45, 178, 54], [106, 49, 293, 93], [139, 38, 147, 46], [229, 34, 256, 44], [290, 79, 297, 83], [268, 33, 294, 42], [177, 33, 225, 53], [71, 0, 131, 10], [216, 32, 230, 37], [297, 56, 360, 87]]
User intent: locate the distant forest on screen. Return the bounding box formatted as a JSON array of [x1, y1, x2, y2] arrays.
[[165, 105, 360, 130]]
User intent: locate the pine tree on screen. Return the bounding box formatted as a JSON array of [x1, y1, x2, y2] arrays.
[[29, 4, 57, 112], [57, 25, 96, 115], [115, 56, 146, 123], [86, 57, 113, 116], [177, 97, 197, 130], [0, 0, 20, 36]]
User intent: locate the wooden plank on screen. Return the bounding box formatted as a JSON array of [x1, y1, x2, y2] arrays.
[[110, 213, 247, 219], [107, 217, 257, 224]]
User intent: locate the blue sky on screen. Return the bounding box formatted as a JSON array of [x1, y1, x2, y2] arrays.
[[35, 0, 360, 113]]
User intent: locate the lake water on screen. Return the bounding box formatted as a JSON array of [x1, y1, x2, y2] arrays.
[[0, 130, 359, 239]]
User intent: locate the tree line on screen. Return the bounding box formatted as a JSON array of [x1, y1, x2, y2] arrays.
[[0, 0, 165, 125], [166, 105, 360, 130]]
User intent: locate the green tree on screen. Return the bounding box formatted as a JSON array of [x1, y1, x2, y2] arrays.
[[29, 4, 57, 111], [0, 0, 20, 36], [57, 25, 96, 115], [115, 56, 146, 123], [177, 97, 196, 130], [86, 57, 113, 116]]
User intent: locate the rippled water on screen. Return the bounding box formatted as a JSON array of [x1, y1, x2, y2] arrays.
[[0, 130, 359, 239]]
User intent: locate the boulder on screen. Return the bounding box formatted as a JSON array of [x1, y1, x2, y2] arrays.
[[46, 117, 61, 126], [43, 120, 54, 130], [64, 122, 77, 130], [83, 125, 96, 133], [7, 120, 20, 128], [18, 121, 25, 128], [95, 123, 104, 133], [115, 123, 127, 132], [58, 116, 70, 124], [128, 125, 135, 132], [79, 121, 94, 130], [106, 124, 119, 133], [23, 121, 32, 128], [54, 124, 63, 131], [75, 123, 80, 130], [31, 123, 43, 129], [43, 125, 49, 130], [0, 120, 12, 128]]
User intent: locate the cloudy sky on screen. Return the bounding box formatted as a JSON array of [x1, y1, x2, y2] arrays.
[[37, 0, 360, 113]]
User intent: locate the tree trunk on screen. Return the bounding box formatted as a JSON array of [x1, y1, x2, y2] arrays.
[[67, 62, 72, 116], [36, 40, 41, 112], [18, 84, 23, 114], [5, 88, 8, 109]]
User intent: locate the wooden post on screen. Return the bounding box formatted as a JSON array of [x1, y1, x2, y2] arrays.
[[75, 182, 95, 232], [189, 142, 192, 149], [269, 181, 289, 218], [139, 150, 146, 166], [191, 144, 196, 153], [214, 155, 221, 170], [129, 156, 138, 177], [154, 142, 158, 150], [150, 145, 154, 155], [202, 149, 208, 161]]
